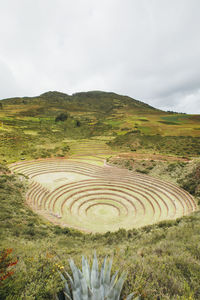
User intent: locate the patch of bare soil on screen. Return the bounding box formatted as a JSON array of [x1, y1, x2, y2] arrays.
[[117, 153, 190, 162]]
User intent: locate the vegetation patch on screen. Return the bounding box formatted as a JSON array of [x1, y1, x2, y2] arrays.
[[108, 132, 200, 156], [158, 120, 179, 125]]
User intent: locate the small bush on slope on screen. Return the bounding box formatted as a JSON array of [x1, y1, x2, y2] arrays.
[[178, 163, 200, 201]]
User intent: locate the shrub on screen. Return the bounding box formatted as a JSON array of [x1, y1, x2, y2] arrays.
[[55, 113, 68, 122], [0, 249, 18, 282]]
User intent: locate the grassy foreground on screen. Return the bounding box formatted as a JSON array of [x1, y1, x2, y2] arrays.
[[0, 163, 200, 299]]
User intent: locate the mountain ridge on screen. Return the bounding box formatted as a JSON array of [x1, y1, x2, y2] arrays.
[[0, 90, 160, 114], [0, 91, 165, 120]]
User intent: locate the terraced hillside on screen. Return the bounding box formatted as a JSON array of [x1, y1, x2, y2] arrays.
[[68, 138, 114, 157], [1, 91, 200, 139], [9, 158, 197, 233]]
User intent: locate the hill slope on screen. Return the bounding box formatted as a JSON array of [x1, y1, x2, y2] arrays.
[[0, 90, 200, 163], [0, 90, 159, 118], [0, 91, 200, 299]]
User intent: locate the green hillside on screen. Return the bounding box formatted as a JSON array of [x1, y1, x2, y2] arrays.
[[0, 91, 200, 299], [1, 91, 157, 117], [0, 90, 200, 164]]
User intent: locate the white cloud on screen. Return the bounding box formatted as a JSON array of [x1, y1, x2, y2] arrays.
[[0, 59, 21, 98], [0, 0, 200, 113], [154, 89, 200, 114]]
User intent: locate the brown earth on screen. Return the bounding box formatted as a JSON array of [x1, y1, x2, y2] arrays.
[[117, 153, 190, 162]]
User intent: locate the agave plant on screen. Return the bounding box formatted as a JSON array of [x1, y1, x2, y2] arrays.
[[57, 253, 140, 300]]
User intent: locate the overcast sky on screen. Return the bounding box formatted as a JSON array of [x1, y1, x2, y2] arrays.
[[0, 0, 200, 113]]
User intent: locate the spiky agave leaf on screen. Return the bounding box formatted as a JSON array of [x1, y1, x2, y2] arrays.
[[64, 269, 74, 291], [59, 272, 72, 300], [105, 270, 126, 300], [82, 256, 90, 288], [102, 257, 113, 297], [100, 256, 107, 284], [110, 270, 119, 288], [91, 252, 99, 289], [114, 271, 127, 300], [78, 269, 88, 300], [105, 270, 120, 300], [69, 259, 80, 289], [59, 253, 136, 300], [99, 256, 107, 299]]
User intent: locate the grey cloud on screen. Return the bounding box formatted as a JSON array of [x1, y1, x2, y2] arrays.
[[0, 60, 21, 98], [153, 89, 200, 114], [0, 0, 200, 113]]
